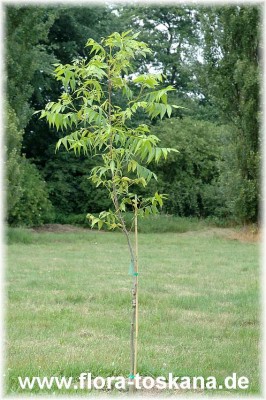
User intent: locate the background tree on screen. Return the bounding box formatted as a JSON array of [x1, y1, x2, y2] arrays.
[[198, 5, 261, 223], [6, 6, 57, 129], [117, 6, 199, 93], [5, 6, 57, 224], [149, 117, 225, 218]]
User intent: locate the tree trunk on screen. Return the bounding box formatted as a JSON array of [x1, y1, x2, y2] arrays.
[[129, 197, 139, 393], [129, 284, 136, 393]]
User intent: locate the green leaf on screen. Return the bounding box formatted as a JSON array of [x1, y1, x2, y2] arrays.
[[160, 104, 167, 119], [155, 148, 161, 162], [155, 192, 163, 207], [110, 160, 115, 174], [120, 202, 126, 212], [166, 105, 172, 118]]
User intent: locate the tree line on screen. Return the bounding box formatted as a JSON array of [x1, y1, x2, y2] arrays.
[[5, 4, 261, 226]]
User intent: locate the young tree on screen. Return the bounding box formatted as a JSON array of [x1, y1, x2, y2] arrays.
[[39, 31, 178, 388]]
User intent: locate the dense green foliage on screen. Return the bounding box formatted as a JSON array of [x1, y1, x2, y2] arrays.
[[7, 158, 53, 226], [149, 117, 225, 218], [4, 4, 261, 226], [42, 150, 111, 215], [198, 6, 261, 222], [5, 6, 56, 225], [6, 6, 57, 129], [5, 104, 24, 213], [5, 103, 53, 226]]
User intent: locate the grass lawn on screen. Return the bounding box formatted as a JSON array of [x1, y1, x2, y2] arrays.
[[5, 226, 260, 395]]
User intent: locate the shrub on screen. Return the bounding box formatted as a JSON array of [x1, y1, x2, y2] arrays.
[[150, 117, 225, 217], [8, 158, 54, 227]]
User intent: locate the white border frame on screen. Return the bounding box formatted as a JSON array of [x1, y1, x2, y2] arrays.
[[0, 1, 265, 399]]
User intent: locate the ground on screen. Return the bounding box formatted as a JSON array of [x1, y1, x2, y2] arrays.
[[6, 224, 260, 395]]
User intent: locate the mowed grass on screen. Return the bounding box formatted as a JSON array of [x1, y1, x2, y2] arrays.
[[6, 227, 260, 395]]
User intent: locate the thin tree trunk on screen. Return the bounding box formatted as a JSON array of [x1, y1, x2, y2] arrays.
[[129, 288, 136, 393], [134, 196, 139, 377], [129, 197, 139, 393]]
